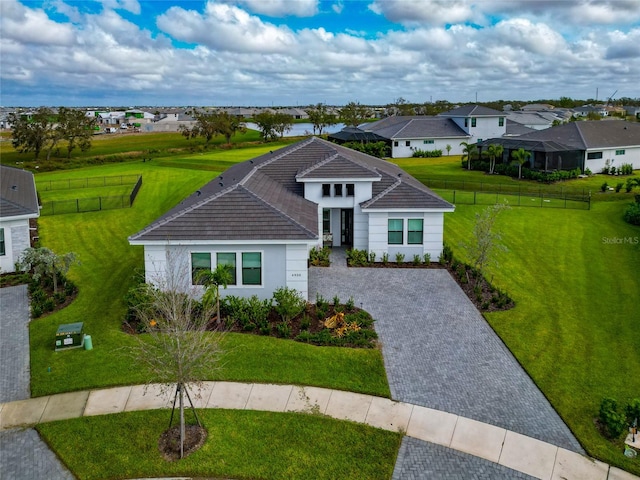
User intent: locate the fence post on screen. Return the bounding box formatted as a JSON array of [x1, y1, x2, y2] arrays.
[[453, 190, 456, 203], [99, 197, 102, 211], [474, 191, 477, 204], [76, 198, 79, 213]]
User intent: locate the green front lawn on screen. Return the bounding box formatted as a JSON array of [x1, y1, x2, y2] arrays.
[[30, 158, 390, 398], [38, 410, 401, 480], [444, 201, 640, 474]]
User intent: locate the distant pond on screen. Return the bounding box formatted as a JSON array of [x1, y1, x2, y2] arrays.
[[245, 122, 346, 137]]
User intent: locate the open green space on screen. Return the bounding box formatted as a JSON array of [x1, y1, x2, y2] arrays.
[[30, 158, 390, 399], [39, 184, 133, 202], [37, 410, 401, 480]]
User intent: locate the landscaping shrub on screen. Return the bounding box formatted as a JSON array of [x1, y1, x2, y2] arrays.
[[599, 398, 628, 439], [619, 163, 634, 175], [623, 202, 640, 226], [439, 243, 453, 265], [309, 246, 330, 266], [601, 182, 609, 192], [626, 398, 640, 425], [412, 149, 442, 158], [342, 141, 389, 158], [412, 254, 421, 266], [273, 287, 306, 323], [394, 253, 405, 264], [615, 182, 624, 193], [422, 253, 431, 264], [346, 248, 369, 267]]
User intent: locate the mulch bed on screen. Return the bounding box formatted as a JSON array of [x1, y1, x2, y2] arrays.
[[158, 424, 207, 461]]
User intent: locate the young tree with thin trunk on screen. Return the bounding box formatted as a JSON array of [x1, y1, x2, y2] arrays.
[[129, 252, 225, 459], [198, 263, 232, 324], [305, 103, 337, 135], [486, 143, 504, 175], [17, 247, 79, 293], [446, 144, 451, 156], [464, 203, 510, 288]]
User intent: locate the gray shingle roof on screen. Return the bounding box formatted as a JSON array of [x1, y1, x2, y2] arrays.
[[129, 137, 452, 243], [514, 120, 640, 150], [440, 105, 504, 117], [0, 165, 39, 219], [363, 116, 468, 140]]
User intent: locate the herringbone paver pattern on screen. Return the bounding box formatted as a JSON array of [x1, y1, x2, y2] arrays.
[[309, 248, 583, 455], [392, 437, 536, 480]]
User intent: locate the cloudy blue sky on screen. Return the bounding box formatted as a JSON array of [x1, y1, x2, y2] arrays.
[[1, 0, 639, 107]]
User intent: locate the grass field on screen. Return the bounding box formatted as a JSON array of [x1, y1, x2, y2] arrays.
[[37, 410, 401, 480]]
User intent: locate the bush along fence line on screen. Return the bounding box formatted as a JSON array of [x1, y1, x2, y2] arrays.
[[433, 188, 591, 210], [422, 177, 592, 198], [40, 175, 143, 216]]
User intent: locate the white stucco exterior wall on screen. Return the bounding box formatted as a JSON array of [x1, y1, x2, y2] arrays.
[[0, 218, 33, 273], [391, 137, 468, 158], [584, 146, 640, 173]]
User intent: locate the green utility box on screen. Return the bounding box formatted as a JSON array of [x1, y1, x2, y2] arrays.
[[55, 322, 85, 351]]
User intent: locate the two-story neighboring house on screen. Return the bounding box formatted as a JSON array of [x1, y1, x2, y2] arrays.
[[0, 165, 40, 273], [438, 105, 506, 145], [129, 137, 454, 300], [358, 105, 507, 158]]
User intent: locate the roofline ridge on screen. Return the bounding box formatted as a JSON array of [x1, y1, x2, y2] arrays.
[[240, 185, 317, 239], [573, 122, 588, 149], [0, 198, 38, 216], [361, 176, 402, 208], [255, 136, 317, 172], [129, 183, 240, 239], [295, 152, 338, 178]]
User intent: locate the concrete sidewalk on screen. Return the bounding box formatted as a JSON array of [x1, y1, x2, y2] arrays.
[[1, 381, 637, 480]]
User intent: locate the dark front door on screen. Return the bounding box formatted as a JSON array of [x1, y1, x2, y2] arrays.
[[341, 209, 353, 246]]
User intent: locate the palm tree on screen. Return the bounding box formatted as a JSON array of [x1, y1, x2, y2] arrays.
[[460, 141, 478, 170], [198, 264, 232, 324], [486, 144, 504, 175], [511, 148, 531, 179]]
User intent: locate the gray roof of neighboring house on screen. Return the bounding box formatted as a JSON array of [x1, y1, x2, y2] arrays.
[[506, 111, 558, 126], [515, 120, 640, 150], [0, 165, 40, 219], [130, 137, 452, 243], [363, 116, 468, 140], [440, 105, 504, 117], [504, 120, 537, 136], [327, 126, 387, 143]]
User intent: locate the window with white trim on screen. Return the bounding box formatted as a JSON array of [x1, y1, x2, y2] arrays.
[[322, 208, 331, 233], [499, 117, 504, 127], [407, 219, 424, 245], [0, 228, 5, 256], [471, 118, 477, 127], [388, 219, 403, 245], [616, 149, 625, 155], [322, 184, 331, 197], [346, 184, 354, 197], [216, 252, 236, 285], [334, 184, 343, 197], [423, 139, 434, 144], [191, 252, 211, 285], [242, 252, 262, 285]]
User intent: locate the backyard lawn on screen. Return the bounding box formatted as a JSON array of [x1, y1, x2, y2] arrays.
[[18, 138, 640, 476]]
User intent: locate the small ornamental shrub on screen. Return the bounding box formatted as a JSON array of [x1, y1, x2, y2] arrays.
[[345, 296, 355, 311], [395, 252, 405, 264], [585, 168, 592, 176], [412, 254, 421, 266], [620, 163, 634, 175], [439, 243, 453, 265], [615, 182, 624, 193], [599, 398, 627, 439], [422, 253, 431, 264], [273, 287, 306, 323], [601, 182, 609, 192], [309, 246, 330, 266], [276, 321, 292, 338], [412, 149, 442, 158], [610, 166, 617, 175], [624, 202, 640, 226], [368, 251, 376, 264], [381, 252, 389, 265], [626, 398, 640, 424]]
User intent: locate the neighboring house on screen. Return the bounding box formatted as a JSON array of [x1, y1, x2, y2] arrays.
[[479, 120, 640, 172], [129, 137, 454, 300], [357, 105, 507, 158], [0, 165, 40, 273], [573, 105, 608, 117], [505, 111, 563, 130]]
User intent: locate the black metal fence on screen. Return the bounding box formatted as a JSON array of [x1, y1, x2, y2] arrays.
[[38, 174, 142, 191], [433, 188, 591, 210], [423, 178, 591, 199], [40, 176, 143, 216]]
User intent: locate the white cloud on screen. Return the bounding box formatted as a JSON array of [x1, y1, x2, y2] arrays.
[[219, 0, 318, 17], [157, 2, 296, 53], [0, 0, 75, 46], [369, 0, 476, 26], [492, 18, 567, 56], [98, 0, 141, 15]]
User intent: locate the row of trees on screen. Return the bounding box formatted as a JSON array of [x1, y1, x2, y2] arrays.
[[461, 141, 531, 179], [9, 107, 96, 161]]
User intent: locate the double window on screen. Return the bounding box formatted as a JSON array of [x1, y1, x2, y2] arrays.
[[499, 117, 505, 127], [616, 149, 625, 155], [191, 251, 260, 286], [388, 218, 424, 245], [471, 118, 477, 127], [423, 139, 434, 144], [587, 152, 603, 160]]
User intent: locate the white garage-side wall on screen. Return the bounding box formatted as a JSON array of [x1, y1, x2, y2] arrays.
[[142, 242, 312, 301], [0, 218, 32, 273], [366, 211, 447, 261], [584, 146, 640, 173], [391, 137, 467, 158]]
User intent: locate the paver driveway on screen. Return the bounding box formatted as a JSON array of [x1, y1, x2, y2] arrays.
[[309, 249, 583, 453]]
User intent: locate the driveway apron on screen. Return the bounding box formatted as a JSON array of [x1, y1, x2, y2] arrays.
[[309, 249, 583, 454], [0, 285, 75, 480]]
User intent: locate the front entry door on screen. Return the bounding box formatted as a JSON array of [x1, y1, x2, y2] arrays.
[[341, 209, 353, 246]]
